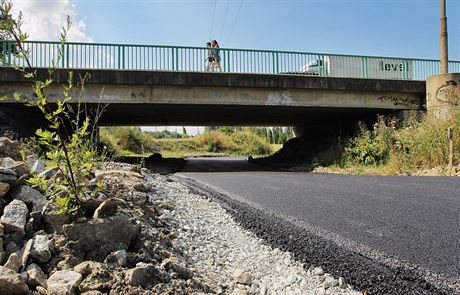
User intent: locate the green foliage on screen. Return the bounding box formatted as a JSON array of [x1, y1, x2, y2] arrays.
[[145, 129, 182, 139], [101, 126, 277, 157], [1, 3, 103, 215], [340, 107, 460, 174], [195, 131, 234, 153], [100, 127, 159, 155], [342, 118, 395, 166], [230, 131, 272, 155]]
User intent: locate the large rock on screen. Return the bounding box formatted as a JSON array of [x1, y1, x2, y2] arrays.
[[1, 158, 29, 177], [103, 250, 127, 267], [47, 270, 82, 295], [92, 198, 120, 219], [0, 137, 22, 161], [1, 199, 28, 234], [63, 214, 135, 259], [26, 263, 48, 288], [125, 262, 159, 288], [29, 234, 51, 263], [0, 167, 17, 184], [161, 258, 193, 280], [0, 182, 10, 198], [10, 185, 47, 212], [30, 160, 46, 175], [0, 265, 29, 295], [42, 201, 71, 233], [233, 269, 252, 285], [4, 252, 21, 272], [74, 262, 112, 293]]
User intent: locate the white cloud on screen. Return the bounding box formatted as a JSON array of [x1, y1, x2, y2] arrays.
[[10, 0, 92, 42]]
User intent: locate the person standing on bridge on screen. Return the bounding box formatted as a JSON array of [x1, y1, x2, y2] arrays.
[[210, 40, 222, 72], [205, 42, 213, 71]]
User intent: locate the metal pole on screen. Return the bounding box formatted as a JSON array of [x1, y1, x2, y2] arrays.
[[440, 0, 449, 74]]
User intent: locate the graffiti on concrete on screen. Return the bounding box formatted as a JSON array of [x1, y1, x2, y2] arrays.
[[377, 95, 418, 107], [266, 91, 297, 106], [435, 80, 460, 106]]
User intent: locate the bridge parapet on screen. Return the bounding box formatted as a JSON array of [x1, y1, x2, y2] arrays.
[[1, 40, 459, 80]]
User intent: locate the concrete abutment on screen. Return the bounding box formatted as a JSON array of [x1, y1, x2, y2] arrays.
[[426, 73, 460, 116]]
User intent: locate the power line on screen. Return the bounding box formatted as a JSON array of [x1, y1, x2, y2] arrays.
[[219, 0, 231, 41], [210, 0, 217, 39], [226, 0, 244, 45]]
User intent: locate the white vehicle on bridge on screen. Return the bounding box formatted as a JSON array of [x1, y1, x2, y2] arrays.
[[299, 55, 413, 80]]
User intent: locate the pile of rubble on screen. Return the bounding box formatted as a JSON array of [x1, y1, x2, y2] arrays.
[[0, 137, 212, 295]]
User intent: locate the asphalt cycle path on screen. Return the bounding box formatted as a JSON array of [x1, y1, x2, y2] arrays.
[[176, 157, 460, 294]]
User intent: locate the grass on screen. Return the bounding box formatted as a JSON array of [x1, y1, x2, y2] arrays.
[[100, 127, 275, 159], [327, 106, 460, 175]]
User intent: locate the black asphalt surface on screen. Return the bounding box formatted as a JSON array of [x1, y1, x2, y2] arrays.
[[176, 157, 460, 294]]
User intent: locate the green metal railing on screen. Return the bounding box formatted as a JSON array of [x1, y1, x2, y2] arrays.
[[1, 40, 459, 81]]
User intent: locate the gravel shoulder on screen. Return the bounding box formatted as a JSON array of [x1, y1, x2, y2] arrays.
[[158, 174, 361, 295], [172, 175, 459, 295]]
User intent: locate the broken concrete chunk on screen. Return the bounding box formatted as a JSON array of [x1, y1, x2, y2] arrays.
[[47, 270, 82, 295], [0, 265, 29, 295], [1, 199, 28, 234], [0, 167, 18, 184], [29, 234, 51, 263], [26, 263, 48, 288], [10, 185, 47, 212], [0, 182, 10, 198], [63, 214, 134, 257]]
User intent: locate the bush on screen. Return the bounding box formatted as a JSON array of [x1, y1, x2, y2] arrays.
[[195, 131, 234, 153], [340, 106, 460, 174], [388, 106, 460, 173], [342, 118, 396, 166], [230, 131, 272, 155]]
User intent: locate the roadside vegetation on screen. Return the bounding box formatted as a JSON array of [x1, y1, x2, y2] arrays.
[[334, 106, 460, 175], [100, 126, 292, 158], [1, 2, 104, 215]]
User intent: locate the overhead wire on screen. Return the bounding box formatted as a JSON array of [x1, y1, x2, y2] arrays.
[[219, 0, 231, 42], [225, 0, 244, 45], [209, 0, 217, 40]]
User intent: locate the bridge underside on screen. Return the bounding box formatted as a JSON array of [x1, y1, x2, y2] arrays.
[[1, 103, 399, 127], [0, 68, 425, 136]]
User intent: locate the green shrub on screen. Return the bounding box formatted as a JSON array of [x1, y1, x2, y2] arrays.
[[230, 131, 272, 155], [388, 106, 460, 173], [342, 119, 396, 166], [195, 131, 234, 153], [1, 4, 104, 215], [340, 106, 460, 174]]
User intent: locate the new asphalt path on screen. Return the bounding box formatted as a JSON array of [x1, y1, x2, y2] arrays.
[[176, 157, 460, 294]]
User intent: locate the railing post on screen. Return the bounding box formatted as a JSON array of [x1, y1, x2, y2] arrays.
[[66, 44, 70, 68], [118, 46, 121, 69], [121, 46, 125, 69], [1, 40, 5, 65], [171, 47, 175, 71], [318, 55, 323, 76], [272, 52, 279, 74], [61, 43, 65, 68], [175, 47, 179, 71], [7, 41, 12, 65], [224, 50, 229, 72], [361, 57, 367, 78]]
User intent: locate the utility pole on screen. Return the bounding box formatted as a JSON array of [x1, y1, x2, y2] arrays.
[[440, 0, 449, 74]]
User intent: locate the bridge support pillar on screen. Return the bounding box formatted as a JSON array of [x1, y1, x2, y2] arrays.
[[426, 73, 460, 117]]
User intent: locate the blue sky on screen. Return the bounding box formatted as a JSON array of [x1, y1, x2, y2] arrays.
[[73, 0, 460, 60]]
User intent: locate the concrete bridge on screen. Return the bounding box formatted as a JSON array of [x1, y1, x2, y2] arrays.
[[1, 40, 458, 136], [0, 67, 425, 134]]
